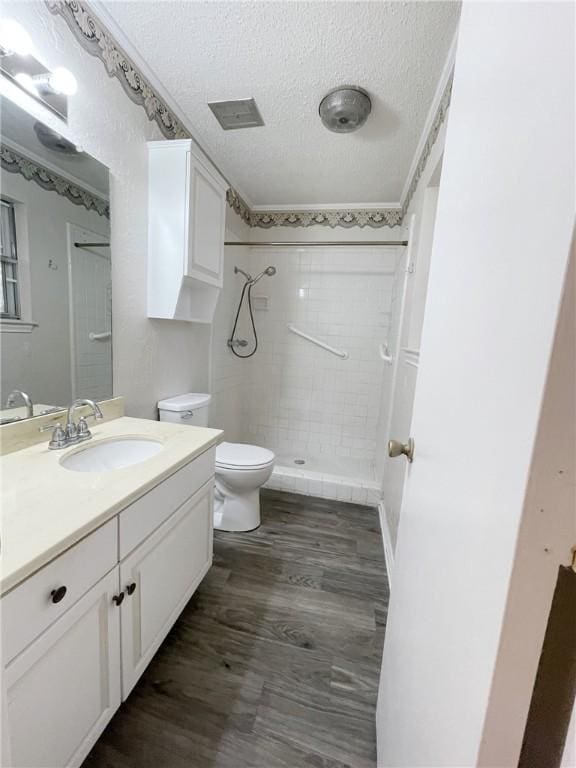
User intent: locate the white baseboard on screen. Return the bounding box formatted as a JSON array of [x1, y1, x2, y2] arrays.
[[378, 500, 394, 589]]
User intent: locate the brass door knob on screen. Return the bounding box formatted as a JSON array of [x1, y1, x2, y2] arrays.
[[388, 437, 414, 463]]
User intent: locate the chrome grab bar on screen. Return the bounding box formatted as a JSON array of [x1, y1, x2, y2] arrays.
[[379, 343, 393, 364], [286, 323, 348, 359]]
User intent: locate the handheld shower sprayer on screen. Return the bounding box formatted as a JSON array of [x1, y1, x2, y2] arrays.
[[233, 265, 276, 286], [228, 265, 277, 357]]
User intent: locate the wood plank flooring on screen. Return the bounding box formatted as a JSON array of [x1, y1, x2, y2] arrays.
[[84, 490, 389, 768]]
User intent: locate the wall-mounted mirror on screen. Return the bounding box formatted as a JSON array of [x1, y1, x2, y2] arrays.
[[0, 97, 111, 424]]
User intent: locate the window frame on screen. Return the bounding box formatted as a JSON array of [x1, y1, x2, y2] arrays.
[[0, 198, 20, 320]]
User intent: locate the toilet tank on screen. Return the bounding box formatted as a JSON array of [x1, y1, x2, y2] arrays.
[[157, 393, 211, 427]]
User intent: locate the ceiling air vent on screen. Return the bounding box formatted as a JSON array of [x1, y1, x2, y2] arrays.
[[208, 98, 264, 130]]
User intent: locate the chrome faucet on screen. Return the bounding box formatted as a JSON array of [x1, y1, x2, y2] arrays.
[[40, 398, 104, 450], [66, 399, 104, 443], [5, 389, 33, 420]]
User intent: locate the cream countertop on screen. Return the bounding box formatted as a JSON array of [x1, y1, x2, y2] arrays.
[[0, 416, 222, 596]]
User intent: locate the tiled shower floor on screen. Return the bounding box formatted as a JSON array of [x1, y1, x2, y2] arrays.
[[267, 454, 380, 507]]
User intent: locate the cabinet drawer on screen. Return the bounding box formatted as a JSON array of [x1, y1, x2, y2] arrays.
[[119, 447, 215, 559], [1, 519, 118, 666]]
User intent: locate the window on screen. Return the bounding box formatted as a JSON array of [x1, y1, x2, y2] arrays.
[[0, 199, 20, 319]]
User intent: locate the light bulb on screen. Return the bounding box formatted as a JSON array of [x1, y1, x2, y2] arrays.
[[0, 19, 33, 57], [14, 72, 37, 95], [47, 67, 77, 96]]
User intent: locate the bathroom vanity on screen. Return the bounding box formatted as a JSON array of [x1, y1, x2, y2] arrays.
[[0, 415, 221, 768]]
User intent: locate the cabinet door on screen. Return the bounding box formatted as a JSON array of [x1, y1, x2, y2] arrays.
[[120, 481, 213, 697], [2, 568, 121, 768], [186, 154, 226, 287]]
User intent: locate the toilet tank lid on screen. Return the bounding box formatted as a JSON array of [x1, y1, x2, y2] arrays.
[[157, 393, 211, 412]]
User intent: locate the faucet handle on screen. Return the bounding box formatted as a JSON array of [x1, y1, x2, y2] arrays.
[[39, 423, 68, 450], [77, 417, 92, 441]]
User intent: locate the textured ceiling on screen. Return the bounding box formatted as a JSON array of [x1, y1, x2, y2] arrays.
[[99, 0, 460, 207]]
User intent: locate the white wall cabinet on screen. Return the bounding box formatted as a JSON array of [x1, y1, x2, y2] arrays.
[[2, 568, 121, 768], [147, 140, 227, 323], [120, 481, 213, 696], [1, 450, 215, 768]]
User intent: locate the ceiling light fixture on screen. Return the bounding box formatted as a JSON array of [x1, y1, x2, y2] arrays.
[[319, 85, 372, 134]]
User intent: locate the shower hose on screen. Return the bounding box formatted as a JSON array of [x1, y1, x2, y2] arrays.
[[229, 280, 258, 358]]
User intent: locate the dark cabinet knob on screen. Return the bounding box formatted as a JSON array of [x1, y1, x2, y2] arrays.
[[51, 586, 67, 604], [126, 582, 137, 595], [112, 592, 125, 606]]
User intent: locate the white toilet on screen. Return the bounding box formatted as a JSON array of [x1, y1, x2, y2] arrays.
[[157, 393, 275, 532]]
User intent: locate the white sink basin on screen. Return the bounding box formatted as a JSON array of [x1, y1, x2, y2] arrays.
[[61, 438, 163, 472]]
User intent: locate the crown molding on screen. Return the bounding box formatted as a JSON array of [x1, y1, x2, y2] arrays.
[[46, 0, 451, 229], [251, 202, 401, 211], [1, 143, 110, 218]]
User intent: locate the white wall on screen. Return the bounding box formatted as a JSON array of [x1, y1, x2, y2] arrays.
[[376, 2, 574, 766], [1, 171, 109, 407], [3, 1, 210, 419]]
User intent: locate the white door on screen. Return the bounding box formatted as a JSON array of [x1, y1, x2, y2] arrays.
[[67, 225, 112, 401], [381, 187, 440, 559], [120, 481, 213, 697], [2, 568, 121, 768], [376, 3, 574, 765], [186, 155, 226, 287]]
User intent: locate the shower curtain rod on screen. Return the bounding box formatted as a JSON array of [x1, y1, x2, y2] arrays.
[[74, 242, 110, 248], [225, 240, 408, 247]]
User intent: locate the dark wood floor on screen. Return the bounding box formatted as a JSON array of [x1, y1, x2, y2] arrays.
[[85, 489, 389, 768]]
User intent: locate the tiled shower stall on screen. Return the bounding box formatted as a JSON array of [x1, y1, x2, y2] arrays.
[[210, 243, 404, 505]]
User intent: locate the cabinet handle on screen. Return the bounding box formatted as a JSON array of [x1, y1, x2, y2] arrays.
[[112, 592, 125, 606], [126, 582, 137, 595], [50, 586, 67, 604]]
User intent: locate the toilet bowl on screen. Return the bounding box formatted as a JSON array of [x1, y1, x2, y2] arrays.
[[157, 394, 275, 532], [214, 442, 275, 531]]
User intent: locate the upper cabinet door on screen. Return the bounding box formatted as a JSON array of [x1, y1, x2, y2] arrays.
[[186, 153, 226, 288], [147, 140, 226, 322]]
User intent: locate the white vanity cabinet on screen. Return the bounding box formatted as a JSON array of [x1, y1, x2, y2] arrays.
[[147, 139, 227, 323], [1, 447, 216, 768], [120, 481, 213, 695]]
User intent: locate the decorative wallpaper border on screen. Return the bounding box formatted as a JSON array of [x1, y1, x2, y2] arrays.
[[225, 188, 251, 227], [1, 144, 110, 218], [249, 208, 403, 229], [46, 0, 450, 229], [401, 73, 453, 217], [47, 0, 188, 140]]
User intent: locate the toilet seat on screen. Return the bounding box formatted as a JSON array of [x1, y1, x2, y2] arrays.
[[215, 442, 275, 471]]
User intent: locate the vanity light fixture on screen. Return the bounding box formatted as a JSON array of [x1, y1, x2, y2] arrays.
[[33, 67, 78, 96], [0, 19, 33, 57], [13, 71, 36, 94], [0, 20, 77, 120]]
